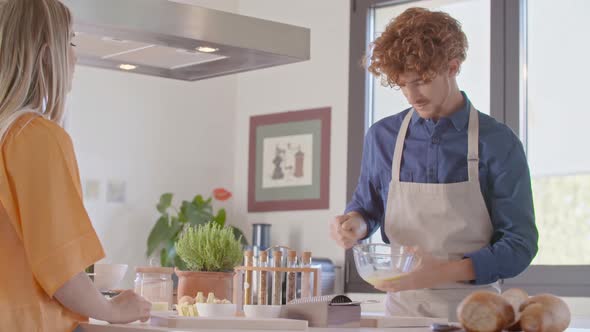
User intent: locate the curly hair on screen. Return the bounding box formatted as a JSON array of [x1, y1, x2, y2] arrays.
[[367, 7, 468, 88]]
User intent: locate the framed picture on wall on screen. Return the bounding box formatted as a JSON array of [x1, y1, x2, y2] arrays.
[[248, 107, 331, 212]]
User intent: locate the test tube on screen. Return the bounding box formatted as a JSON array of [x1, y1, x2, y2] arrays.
[[257, 250, 268, 305], [244, 250, 253, 305], [271, 250, 282, 305], [286, 250, 297, 303], [301, 251, 312, 298]]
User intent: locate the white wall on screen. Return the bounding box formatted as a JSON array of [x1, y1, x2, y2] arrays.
[[232, 0, 351, 269], [68, 0, 238, 287], [68, 0, 351, 288]]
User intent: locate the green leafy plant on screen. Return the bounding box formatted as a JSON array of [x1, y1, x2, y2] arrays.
[[146, 188, 247, 269], [175, 223, 243, 272]]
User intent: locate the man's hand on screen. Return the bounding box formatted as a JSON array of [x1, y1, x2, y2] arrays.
[[330, 212, 368, 249], [374, 250, 445, 292], [374, 251, 476, 292]]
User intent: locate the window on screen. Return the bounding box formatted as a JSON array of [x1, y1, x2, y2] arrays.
[[371, 0, 491, 125], [346, 0, 590, 295], [524, 0, 590, 265]]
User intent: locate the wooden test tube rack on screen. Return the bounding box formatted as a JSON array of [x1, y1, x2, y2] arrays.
[[232, 265, 321, 307]]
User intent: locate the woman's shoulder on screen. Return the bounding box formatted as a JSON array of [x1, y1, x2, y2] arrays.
[[3, 112, 73, 152]]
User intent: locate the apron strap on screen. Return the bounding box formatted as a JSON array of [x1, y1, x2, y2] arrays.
[[467, 105, 479, 183], [391, 109, 414, 181]]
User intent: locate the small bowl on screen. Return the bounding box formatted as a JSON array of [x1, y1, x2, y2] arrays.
[[93, 263, 128, 291], [196, 303, 236, 317], [243, 305, 282, 319], [352, 243, 420, 286]]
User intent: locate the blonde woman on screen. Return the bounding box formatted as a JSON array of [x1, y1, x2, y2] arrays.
[[0, 0, 151, 330]]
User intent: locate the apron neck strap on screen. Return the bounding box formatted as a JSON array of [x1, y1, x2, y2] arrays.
[[391, 105, 480, 182], [467, 105, 479, 182], [391, 110, 414, 181]]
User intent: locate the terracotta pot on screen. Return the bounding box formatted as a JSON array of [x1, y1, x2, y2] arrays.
[[175, 269, 234, 301]]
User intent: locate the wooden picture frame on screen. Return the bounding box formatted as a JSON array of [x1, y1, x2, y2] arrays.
[[248, 107, 331, 212]]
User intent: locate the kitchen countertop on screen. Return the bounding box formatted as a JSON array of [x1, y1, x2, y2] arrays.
[[80, 294, 590, 332], [79, 321, 429, 332], [80, 320, 590, 332]]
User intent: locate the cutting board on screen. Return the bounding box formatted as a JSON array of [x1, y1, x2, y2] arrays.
[[150, 313, 308, 330], [361, 312, 448, 328]]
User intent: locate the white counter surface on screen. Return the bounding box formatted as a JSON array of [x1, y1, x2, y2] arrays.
[[79, 320, 438, 332], [80, 294, 590, 332], [80, 320, 590, 332]]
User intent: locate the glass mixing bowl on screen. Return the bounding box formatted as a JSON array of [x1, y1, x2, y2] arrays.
[[352, 243, 420, 286]]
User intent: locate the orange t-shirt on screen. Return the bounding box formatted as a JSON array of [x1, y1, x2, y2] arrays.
[[0, 113, 105, 332]]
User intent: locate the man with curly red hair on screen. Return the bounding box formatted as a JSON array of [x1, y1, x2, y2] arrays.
[[330, 8, 537, 319]]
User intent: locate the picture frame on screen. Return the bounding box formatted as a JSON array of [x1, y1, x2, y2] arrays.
[[248, 107, 331, 212]]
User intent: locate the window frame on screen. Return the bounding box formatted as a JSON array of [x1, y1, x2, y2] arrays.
[[345, 0, 590, 296]]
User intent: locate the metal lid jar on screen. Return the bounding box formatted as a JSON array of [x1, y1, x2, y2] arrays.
[[133, 266, 174, 311]]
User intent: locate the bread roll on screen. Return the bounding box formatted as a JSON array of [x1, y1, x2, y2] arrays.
[[519, 294, 570, 332], [457, 291, 515, 332], [502, 288, 529, 330]]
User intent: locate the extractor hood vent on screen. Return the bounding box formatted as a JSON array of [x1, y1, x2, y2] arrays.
[[62, 0, 310, 81]]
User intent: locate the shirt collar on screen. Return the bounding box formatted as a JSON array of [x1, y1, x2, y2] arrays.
[[409, 91, 471, 131], [447, 91, 470, 131], [410, 108, 422, 127]]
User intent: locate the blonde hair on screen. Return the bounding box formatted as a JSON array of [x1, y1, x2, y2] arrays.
[[0, 0, 73, 140]]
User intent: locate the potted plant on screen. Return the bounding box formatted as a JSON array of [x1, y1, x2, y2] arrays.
[[146, 188, 247, 270], [175, 223, 243, 300]]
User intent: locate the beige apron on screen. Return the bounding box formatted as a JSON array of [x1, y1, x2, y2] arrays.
[[384, 106, 500, 321]]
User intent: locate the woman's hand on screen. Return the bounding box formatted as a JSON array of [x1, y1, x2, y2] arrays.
[[374, 250, 476, 292], [54, 272, 151, 324], [107, 290, 152, 324]]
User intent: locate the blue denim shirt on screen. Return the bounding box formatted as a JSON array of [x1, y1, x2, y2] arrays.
[[345, 92, 538, 285]]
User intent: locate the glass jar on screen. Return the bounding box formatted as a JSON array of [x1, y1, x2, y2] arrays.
[[134, 266, 174, 311]]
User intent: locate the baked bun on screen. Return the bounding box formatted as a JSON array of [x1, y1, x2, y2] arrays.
[[502, 288, 529, 330], [457, 291, 515, 332], [519, 294, 570, 332]]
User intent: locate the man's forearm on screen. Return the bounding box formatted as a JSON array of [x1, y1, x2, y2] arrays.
[[440, 258, 476, 284]]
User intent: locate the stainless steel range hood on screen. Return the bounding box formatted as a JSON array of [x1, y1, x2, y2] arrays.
[[62, 0, 310, 81]]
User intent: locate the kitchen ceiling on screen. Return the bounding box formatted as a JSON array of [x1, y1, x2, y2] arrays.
[[62, 0, 310, 81]]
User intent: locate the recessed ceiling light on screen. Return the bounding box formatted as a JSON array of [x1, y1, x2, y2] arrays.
[[119, 64, 137, 71], [196, 46, 219, 53], [176, 49, 198, 54]]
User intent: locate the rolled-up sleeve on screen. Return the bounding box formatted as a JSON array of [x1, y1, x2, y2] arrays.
[[465, 132, 538, 284], [345, 126, 385, 240], [5, 118, 105, 297]]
